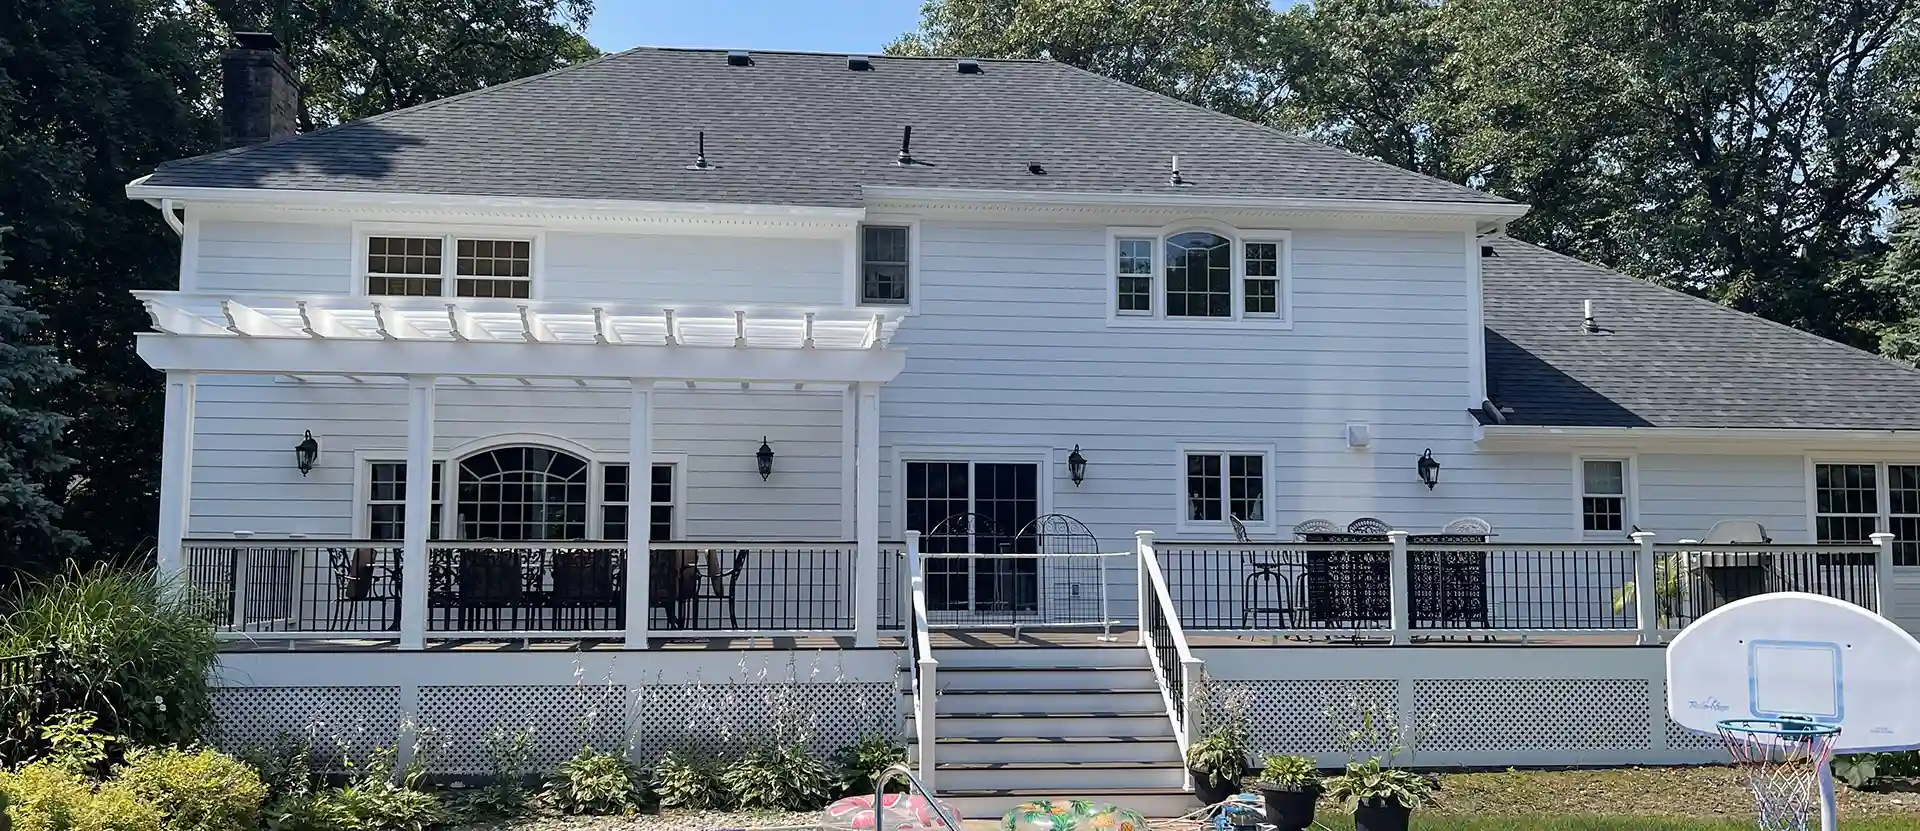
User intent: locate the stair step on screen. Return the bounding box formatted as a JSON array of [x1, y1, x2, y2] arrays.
[[936, 788, 1197, 820], [936, 714, 1173, 739], [929, 646, 1150, 670], [936, 689, 1165, 713], [936, 735, 1175, 744], [941, 670, 1154, 692], [934, 761, 1186, 792], [931, 736, 1182, 764]]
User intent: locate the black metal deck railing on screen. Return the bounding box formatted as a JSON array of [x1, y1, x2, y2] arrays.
[[183, 541, 401, 633]]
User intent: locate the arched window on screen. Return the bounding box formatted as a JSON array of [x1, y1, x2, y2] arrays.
[[456, 446, 589, 540], [1164, 231, 1232, 318], [1110, 225, 1290, 324]]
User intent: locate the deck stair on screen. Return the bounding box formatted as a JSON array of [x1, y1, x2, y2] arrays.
[[907, 641, 1196, 819]]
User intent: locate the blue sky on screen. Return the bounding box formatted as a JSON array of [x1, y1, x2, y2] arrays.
[[587, 1, 1304, 54]]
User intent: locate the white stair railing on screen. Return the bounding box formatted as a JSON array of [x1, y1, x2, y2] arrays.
[[904, 531, 939, 789], [1135, 530, 1202, 787]]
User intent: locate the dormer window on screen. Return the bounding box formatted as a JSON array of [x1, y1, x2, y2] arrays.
[[1109, 225, 1290, 327], [363, 231, 534, 299]]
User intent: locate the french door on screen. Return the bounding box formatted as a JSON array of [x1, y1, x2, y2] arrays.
[[904, 461, 1041, 614]]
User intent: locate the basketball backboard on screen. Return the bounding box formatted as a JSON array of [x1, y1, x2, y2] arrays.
[[1667, 592, 1920, 753]]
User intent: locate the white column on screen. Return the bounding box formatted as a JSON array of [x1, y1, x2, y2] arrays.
[[854, 382, 881, 647], [1872, 532, 1897, 616], [1387, 530, 1411, 645], [626, 380, 654, 649], [1631, 531, 1659, 644], [398, 376, 436, 650], [156, 371, 197, 589]]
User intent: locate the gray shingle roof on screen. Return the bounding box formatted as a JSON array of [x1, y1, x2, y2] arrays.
[[1482, 237, 1920, 430], [145, 47, 1508, 208]]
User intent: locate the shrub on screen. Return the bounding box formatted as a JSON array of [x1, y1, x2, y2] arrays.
[[832, 733, 907, 797], [464, 726, 533, 818], [651, 745, 728, 811], [546, 747, 650, 816], [1256, 754, 1320, 789], [113, 746, 266, 831], [331, 782, 442, 831], [241, 733, 318, 805], [721, 743, 831, 811], [1321, 758, 1434, 812], [38, 711, 119, 776], [0, 565, 217, 760], [257, 791, 350, 831], [77, 782, 162, 831], [0, 760, 163, 831]]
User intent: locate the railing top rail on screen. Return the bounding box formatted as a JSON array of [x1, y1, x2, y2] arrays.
[[1139, 536, 1198, 665], [1653, 542, 1881, 553], [909, 550, 1132, 560], [1405, 542, 1642, 552], [185, 538, 395, 546], [1155, 540, 1392, 551]]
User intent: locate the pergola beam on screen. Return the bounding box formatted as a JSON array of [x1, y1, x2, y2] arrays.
[[222, 300, 300, 338], [372, 302, 429, 341], [519, 305, 555, 343], [298, 302, 359, 339]]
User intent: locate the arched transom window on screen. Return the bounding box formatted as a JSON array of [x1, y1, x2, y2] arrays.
[[1110, 225, 1290, 324], [456, 446, 588, 540]]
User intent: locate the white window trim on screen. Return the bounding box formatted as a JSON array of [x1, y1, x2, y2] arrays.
[[890, 446, 1055, 539], [1574, 454, 1636, 540], [351, 221, 544, 300], [1106, 223, 1293, 330], [1174, 442, 1276, 535], [1805, 458, 1919, 564], [850, 218, 921, 315], [593, 452, 690, 542]]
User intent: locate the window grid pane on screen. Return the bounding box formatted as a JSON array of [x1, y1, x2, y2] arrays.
[[1165, 232, 1232, 318], [366, 462, 442, 540], [1227, 454, 1264, 522], [1890, 465, 1920, 566], [1117, 238, 1153, 314], [861, 226, 909, 305], [1187, 454, 1223, 522], [1583, 496, 1624, 533], [367, 237, 443, 275], [1244, 242, 1278, 316], [598, 463, 674, 541], [456, 447, 589, 541]]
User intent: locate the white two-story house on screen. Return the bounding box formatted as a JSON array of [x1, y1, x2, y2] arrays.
[[125, 38, 1920, 812]]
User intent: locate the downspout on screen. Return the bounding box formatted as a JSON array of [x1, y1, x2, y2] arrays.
[[130, 174, 184, 235]]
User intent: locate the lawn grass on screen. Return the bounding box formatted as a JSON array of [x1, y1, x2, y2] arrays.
[[1305, 817, 1920, 830]]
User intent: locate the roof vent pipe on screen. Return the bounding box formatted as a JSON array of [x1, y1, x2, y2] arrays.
[[726, 50, 752, 66], [897, 125, 914, 165], [957, 58, 982, 74], [848, 55, 872, 71], [1583, 299, 1599, 333], [687, 131, 712, 170], [1169, 154, 1186, 186]]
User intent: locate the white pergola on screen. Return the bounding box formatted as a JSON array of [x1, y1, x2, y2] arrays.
[[136, 290, 910, 649]]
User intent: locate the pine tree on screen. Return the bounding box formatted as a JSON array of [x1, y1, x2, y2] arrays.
[[0, 224, 83, 562]]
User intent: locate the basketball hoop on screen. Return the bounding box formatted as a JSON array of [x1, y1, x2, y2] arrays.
[[1717, 718, 1843, 831]]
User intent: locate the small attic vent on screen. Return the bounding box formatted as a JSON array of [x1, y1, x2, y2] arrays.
[[726, 50, 752, 67], [957, 58, 982, 74], [1481, 244, 1499, 257], [848, 55, 872, 71]]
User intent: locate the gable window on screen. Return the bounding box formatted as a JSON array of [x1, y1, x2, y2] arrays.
[[366, 461, 444, 540], [456, 446, 587, 541], [1179, 447, 1269, 530], [601, 462, 677, 542], [1581, 459, 1628, 534], [1814, 463, 1920, 566], [860, 225, 910, 305], [1109, 226, 1290, 325], [365, 234, 532, 299]]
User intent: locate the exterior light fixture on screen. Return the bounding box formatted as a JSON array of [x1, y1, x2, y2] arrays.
[[1417, 448, 1440, 491], [294, 431, 320, 476], [1067, 445, 1088, 487], [756, 437, 775, 481]]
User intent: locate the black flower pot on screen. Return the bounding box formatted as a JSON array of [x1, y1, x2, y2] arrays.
[[1352, 798, 1412, 831], [1258, 785, 1319, 831], [1192, 772, 1238, 806]]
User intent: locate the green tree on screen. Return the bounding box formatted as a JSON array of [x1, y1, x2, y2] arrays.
[[207, 0, 601, 128], [0, 224, 83, 562], [887, 0, 1281, 119], [1875, 167, 1920, 363]]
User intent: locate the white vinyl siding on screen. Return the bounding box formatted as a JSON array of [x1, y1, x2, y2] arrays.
[[543, 231, 843, 306], [194, 219, 354, 293]]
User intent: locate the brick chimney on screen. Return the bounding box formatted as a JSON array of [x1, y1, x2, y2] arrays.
[[221, 32, 299, 149]]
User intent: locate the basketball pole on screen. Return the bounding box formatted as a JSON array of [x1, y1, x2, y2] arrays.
[[1818, 764, 1837, 831]]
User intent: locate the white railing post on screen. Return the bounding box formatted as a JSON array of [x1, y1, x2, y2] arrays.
[[398, 375, 435, 651], [624, 380, 653, 649], [854, 383, 880, 647], [1631, 531, 1659, 644], [1180, 656, 1203, 790], [1872, 532, 1897, 616], [1387, 530, 1410, 645], [917, 656, 937, 788], [905, 530, 922, 600], [1136, 530, 1154, 646]]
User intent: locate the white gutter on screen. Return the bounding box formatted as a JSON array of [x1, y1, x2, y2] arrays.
[[122, 181, 868, 222], [1481, 424, 1920, 445], [863, 185, 1532, 221]]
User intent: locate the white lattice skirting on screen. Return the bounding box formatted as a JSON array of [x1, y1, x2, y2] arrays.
[[208, 651, 901, 775], [1197, 646, 1730, 768]]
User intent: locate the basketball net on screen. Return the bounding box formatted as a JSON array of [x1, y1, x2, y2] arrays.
[[1717, 718, 1842, 831]]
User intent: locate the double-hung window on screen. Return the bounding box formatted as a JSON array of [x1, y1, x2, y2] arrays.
[[1814, 462, 1920, 566], [600, 463, 678, 543], [1179, 446, 1270, 531], [365, 461, 444, 540], [365, 233, 533, 299], [1580, 459, 1629, 535], [1110, 226, 1289, 324], [860, 225, 911, 305]]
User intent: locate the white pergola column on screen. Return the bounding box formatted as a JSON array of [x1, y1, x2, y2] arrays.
[[155, 371, 197, 586], [398, 375, 436, 650], [854, 382, 881, 647], [625, 380, 654, 649]]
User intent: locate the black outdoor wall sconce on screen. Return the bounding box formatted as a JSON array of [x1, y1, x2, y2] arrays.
[[1068, 445, 1088, 486], [1417, 448, 1441, 490], [295, 431, 320, 477], [756, 437, 775, 481]]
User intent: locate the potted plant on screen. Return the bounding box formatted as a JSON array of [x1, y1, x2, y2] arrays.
[[1185, 726, 1248, 806], [1253, 754, 1321, 831], [1321, 758, 1433, 831]]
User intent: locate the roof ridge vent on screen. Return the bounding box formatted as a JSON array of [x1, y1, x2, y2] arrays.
[[957, 58, 982, 74], [848, 55, 872, 71], [726, 50, 752, 67]]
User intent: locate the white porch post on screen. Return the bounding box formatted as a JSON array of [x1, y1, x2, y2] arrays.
[[1631, 530, 1659, 644], [1872, 532, 1897, 616], [626, 380, 654, 649], [156, 371, 197, 590], [854, 382, 881, 647], [1387, 530, 1411, 645], [398, 375, 436, 650]]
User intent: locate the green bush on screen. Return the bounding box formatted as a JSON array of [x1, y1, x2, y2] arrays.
[[240, 733, 318, 806], [113, 747, 265, 831], [331, 782, 442, 831], [651, 745, 728, 811], [721, 743, 831, 811], [0, 760, 163, 831], [257, 791, 350, 831], [546, 747, 651, 816], [832, 733, 907, 797], [0, 565, 217, 760]]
